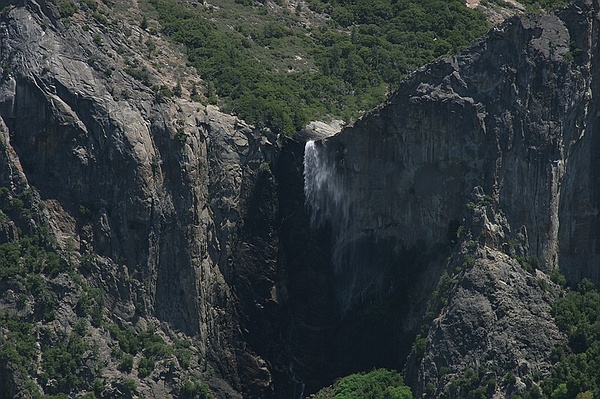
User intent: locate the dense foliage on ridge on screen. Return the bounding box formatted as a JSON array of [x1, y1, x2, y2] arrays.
[[145, 0, 489, 134]]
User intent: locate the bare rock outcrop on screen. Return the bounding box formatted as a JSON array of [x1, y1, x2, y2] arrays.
[[405, 191, 566, 397]]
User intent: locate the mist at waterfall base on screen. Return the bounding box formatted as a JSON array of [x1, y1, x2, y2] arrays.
[[303, 139, 393, 313]]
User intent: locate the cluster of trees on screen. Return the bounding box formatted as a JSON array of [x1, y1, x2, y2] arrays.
[[310, 0, 487, 83], [540, 279, 600, 398], [0, 188, 98, 397], [147, 0, 488, 135], [312, 368, 413, 398]]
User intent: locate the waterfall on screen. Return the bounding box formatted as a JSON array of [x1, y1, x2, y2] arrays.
[[304, 139, 382, 313], [303, 140, 349, 231]]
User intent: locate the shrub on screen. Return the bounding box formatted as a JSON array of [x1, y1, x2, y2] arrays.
[[173, 83, 183, 97], [155, 85, 173, 99], [122, 378, 137, 393], [108, 323, 140, 355], [124, 67, 151, 86], [446, 366, 491, 399], [74, 319, 88, 336], [181, 378, 211, 398], [550, 268, 567, 287], [93, 33, 102, 46], [78, 288, 105, 326], [516, 255, 539, 273], [137, 356, 155, 378], [117, 354, 134, 372], [57, 0, 76, 17]]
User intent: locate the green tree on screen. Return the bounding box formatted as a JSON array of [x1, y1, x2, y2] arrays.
[[551, 383, 568, 399], [540, 279, 600, 398]]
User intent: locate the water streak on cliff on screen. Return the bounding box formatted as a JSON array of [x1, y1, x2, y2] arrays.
[[303, 139, 385, 312], [303, 140, 347, 230]]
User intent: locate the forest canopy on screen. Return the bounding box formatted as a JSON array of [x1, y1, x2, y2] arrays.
[[145, 0, 489, 135]]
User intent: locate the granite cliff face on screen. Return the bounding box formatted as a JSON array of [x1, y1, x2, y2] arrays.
[[319, 1, 596, 288], [307, 0, 600, 396], [2, 0, 600, 398], [0, 1, 279, 397]]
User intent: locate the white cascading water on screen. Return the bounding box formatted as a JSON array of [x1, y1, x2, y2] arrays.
[[303, 140, 349, 231], [304, 139, 377, 313]]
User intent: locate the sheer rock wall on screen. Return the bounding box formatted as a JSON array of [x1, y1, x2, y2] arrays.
[[0, 1, 278, 396]]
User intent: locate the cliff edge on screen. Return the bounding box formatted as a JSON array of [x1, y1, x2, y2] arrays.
[[309, 0, 600, 396]]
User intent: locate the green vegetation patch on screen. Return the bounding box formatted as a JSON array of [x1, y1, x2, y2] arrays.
[[108, 322, 193, 378], [518, 0, 568, 13], [145, 0, 488, 135], [0, 312, 38, 374], [40, 332, 96, 393], [313, 368, 413, 399], [540, 279, 600, 399], [0, 312, 42, 397], [443, 366, 497, 399], [181, 376, 210, 398]]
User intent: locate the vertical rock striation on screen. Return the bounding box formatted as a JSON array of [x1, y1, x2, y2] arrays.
[[309, 0, 600, 309], [302, 0, 600, 395]]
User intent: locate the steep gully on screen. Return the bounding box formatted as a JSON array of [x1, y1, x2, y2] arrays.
[[255, 137, 426, 397]]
